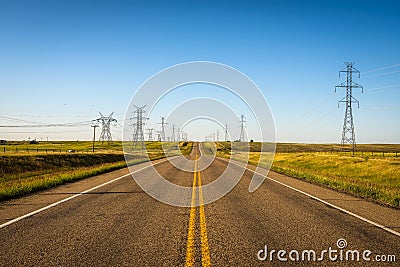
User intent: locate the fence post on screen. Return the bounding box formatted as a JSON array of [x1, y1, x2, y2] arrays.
[[27, 148, 29, 153], [37, 148, 39, 153], [372, 150, 374, 156], [383, 152, 385, 157], [3, 147, 5, 153], [16, 147, 18, 153]]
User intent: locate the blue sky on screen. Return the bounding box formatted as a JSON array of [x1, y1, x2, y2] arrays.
[[0, 0, 399, 143]]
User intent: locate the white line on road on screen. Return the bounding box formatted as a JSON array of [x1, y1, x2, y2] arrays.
[[0, 159, 167, 229], [228, 160, 400, 238]]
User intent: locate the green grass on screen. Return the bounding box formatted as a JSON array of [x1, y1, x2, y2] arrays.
[[0, 141, 193, 201], [215, 142, 400, 208], [1, 141, 123, 154]]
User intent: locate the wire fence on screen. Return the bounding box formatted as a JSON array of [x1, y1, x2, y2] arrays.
[[276, 149, 399, 158], [1, 147, 116, 154]]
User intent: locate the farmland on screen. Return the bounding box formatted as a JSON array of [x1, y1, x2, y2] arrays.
[[0, 141, 193, 201], [2, 140, 400, 208], [216, 142, 400, 208]]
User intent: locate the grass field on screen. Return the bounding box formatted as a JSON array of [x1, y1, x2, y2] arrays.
[[1, 141, 123, 154], [216, 142, 400, 208], [0, 141, 193, 201]]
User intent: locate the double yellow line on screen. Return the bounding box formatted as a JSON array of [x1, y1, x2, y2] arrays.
[[185, 152, 211, 267]]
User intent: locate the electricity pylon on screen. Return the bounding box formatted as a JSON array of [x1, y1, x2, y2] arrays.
[[239, 114, 246, 142], [146, 128, 154, 141], [335, 62, 363, 152], [171, 124, 176, 142], [132, 105, 146, 150], [95, 112, 117, 145], [159, 117, 167, 142]]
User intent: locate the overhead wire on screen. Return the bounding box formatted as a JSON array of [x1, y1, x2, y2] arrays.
[[362, 69, 400, 78], [364, 84, 400, 93], [361, 63, 400, 74]]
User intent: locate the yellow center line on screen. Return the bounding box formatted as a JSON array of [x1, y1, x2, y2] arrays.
[[185, 148, 212, 267], [198, 169, 211, 266], [185, 155, 197, 267]]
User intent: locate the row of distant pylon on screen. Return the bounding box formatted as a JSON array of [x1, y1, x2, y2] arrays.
[[89, 106, 247, 146], [144, 126, 188, 142], [131, 105, 189, 148], [132, 105, 248, 146]]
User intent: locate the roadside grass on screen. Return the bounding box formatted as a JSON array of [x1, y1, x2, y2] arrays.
[[215, 142, 400, 208], [0, 141, 193, 201]]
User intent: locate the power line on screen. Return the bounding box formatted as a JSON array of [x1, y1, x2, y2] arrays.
[[0, 122, 91, 128], [0, 115, 45, 125], [362, 63, 400, 74], [362, 69, 400, 78], [364, 83, 400, 93], [335, 62, 363, 152]]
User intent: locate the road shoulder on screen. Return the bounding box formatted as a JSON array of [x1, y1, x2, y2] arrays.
[[216, 157, 400, 234], [0, 158, 166, 226]]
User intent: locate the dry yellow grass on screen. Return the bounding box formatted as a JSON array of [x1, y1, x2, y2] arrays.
[[216, 142, 400, 208]]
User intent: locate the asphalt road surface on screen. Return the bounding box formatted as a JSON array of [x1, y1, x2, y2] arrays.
[[1, 143, 399, 266]]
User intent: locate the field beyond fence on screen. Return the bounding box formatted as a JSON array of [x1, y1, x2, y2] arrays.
[[0, 141, 193, 201], [216, 142, 400, 208]]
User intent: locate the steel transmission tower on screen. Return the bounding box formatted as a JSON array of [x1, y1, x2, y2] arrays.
[[171, 124, 176, 142], [159, 117, 167, 142], [146, 128, 154, 141], [335, 62, 363, 151], [95, 112, 117, 145], [239, 115, 246, 142], [132, 105, 146, 149], [224, 124, 229, 141]]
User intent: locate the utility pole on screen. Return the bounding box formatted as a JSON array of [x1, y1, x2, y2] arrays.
[[95, 112, 117, 145], [132, 105, 146, 150], [335, 62, 363, 152], [90, 121, 99, 153], [239, 114, 246, 142]]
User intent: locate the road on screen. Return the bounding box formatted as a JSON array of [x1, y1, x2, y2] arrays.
[[1, 143, 399, 266]]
